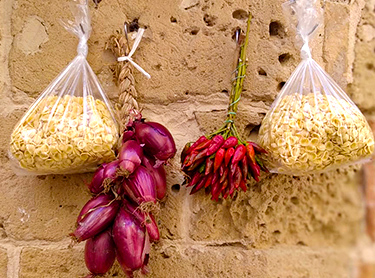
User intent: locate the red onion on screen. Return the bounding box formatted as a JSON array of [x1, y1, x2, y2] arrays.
[[118, 140, 143, 177], [134, 121, 176, 162], [77, 194, 114, 223], [84, 228, 116, 275], [102, 160, 120, 188], [142, 156, 167, 200], [72, 195, 120, 242], [122, 166, 157, 206], [123, 200, 160, 242], [88, 164, 106, 194], [122, 130, 135, 143], [113, 207, 150, 275]]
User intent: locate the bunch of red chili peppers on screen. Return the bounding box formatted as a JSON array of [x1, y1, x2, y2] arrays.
[[181, 14, 269, 201]]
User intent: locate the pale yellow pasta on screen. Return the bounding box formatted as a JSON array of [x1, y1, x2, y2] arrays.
[[9, 95, 118, 174], [258, 93, 375, 174]]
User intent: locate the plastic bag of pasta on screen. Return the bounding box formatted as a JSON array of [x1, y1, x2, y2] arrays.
[[258, 0, 374, 175], [9, 1, 119, 175]]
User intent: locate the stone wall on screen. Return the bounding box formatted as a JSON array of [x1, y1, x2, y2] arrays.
[[0, 0, 375, 277]]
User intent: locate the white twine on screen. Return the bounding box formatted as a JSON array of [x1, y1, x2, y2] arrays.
[[117, 28, 151, 79]]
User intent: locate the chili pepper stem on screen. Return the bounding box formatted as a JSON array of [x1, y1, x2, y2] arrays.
[[210, 13, 252, 141]]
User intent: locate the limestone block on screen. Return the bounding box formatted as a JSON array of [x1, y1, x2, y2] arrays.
[[138, 245, 352, 278], [19, 247, 86, 278], [348, 3, 375, 113], [189, 169, 364, 247], [0, 248, 7, 278]]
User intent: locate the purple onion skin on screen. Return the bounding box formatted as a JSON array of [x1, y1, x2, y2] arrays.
[[134, 121, 176, 162], [88, 165, 106, 194], [103, 160, 120, 185], [122, 130, 135, 143], [72, 196, 120, 242], [123, 201, 160, 242], [113, 207, 149, 273], [118, 140, 143, 176], [142, 156, 167, 200], [77, 194, 114, 224], [123, 166, 157, 205], [84, 228, 116, 275]]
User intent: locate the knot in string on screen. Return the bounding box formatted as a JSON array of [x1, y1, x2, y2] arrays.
[[117, 28, 151, 79]]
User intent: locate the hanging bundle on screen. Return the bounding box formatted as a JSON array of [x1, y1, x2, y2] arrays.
[[73, 23, 177, 278], [181, 14, 269, 201], [9, 0, 119, 175], [258, 0, 374, 175]]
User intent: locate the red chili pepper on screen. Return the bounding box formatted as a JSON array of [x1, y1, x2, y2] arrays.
[[206, 135, 225, 156], [204, 173, 213, 188], [255, 156, 269, 173], [239, 179, 247, 192], [185, 151, 198, 167], [231, 144, 247, 165], [213, 148, 225, 172], [248, 141, 268, 154], [246, 144, 256, 164], [212, 171, 220, 186], [223, 186, 230, 199], [187, 158, 205, 172], [194, 139, 212, 152], [190, 176, 207, 194], [224, 147, 235, 167], [192, 150, 208, 164], [221, 136, 238, 149], [205, 158, 213, 175], [186, 136, 207, 155], [181, 142, 191, 164], [219, 167, 228, 184], [219, 163, 225, 177], [230, 162, 238, 176], [220, 177, 228, 190], [187, 172, 202, 187], [248, 161, 260, 182], [241, 156, 248, 182], [232, 166, 242, 191], [211, 181, 221, 201]]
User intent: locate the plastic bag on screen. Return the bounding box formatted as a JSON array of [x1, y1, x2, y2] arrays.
[[9, 1, 119, 175], [258, 0, 374, 175]]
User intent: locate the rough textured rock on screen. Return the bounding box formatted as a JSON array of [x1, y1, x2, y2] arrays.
[[0, 248, 8, 277], [348, 1, 375, 114], [190, 168, 364, 247], [0, 0, 374, 277], [19, 247, 86, 278]]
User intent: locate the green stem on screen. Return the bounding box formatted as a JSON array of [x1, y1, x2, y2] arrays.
[[209, 13, 252, 140], [224, 13, 252, 138]]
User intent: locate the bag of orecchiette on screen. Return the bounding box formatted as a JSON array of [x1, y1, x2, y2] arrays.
[[258, 0, 374, 175], [9, 1, 119, 175]]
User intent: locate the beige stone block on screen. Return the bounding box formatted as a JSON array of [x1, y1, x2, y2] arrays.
[[189, 170, 364, 247], [141, 245, 352, 278], [19, 247, 86, 278], [0, 248, 7, 278], [323, 1, 364, 88]]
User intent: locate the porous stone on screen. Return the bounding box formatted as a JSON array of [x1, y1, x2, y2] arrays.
[[0, 248, 7, 277], [19, 247, 86, 278], [190, 168, 364, 247]]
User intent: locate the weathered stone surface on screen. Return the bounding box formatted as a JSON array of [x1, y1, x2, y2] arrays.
[[0, 109, 92, 241], [0, 247, 8, 278], [144, 245, 352, 278], [19, 246, 86, 278], [190, 168, 364, 247], [348, 1, 375, 114]]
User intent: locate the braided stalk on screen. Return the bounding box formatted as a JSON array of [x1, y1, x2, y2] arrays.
[[107, 30, 140, 133]]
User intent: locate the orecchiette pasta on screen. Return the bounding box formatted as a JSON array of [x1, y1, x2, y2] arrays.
[[258, 93, 374, 174], [9, 95, 118, 174]]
